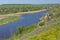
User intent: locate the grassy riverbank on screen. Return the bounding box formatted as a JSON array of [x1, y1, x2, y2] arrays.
[[8, 24, 37, 40], [0, 16, 19, 25]]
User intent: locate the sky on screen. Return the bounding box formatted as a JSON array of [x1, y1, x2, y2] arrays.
[[0, 0, 60, 4]]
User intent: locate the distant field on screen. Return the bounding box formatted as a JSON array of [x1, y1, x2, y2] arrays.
[[0, 4, 51, 8], [0, 4, 55, 14]]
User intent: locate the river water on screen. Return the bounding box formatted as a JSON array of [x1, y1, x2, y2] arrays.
[[0, 10, 49, 39]]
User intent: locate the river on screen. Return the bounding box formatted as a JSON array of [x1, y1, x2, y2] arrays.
[[0, 10, 49, 39]]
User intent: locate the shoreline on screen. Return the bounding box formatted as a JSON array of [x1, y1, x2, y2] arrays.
[[0, 19, 19, 25], [0, 9, 47, 17], [0, 16, 19, 25]]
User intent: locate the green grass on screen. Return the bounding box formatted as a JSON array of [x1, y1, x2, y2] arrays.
[[28, 24, 60, 40], [16, 24, 37, 36], [8, 24, 37, 40], [0, 16, 19, 25]]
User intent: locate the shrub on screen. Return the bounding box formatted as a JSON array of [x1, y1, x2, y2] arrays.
[[39, 21, 45, 26]]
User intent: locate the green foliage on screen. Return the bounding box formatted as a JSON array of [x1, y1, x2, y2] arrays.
[[8, 24, 37, 40], [16, 24, 37, 35], [23, 24, 37, 33], [16, 26, 24, 35], [39, 21, 45, 26]]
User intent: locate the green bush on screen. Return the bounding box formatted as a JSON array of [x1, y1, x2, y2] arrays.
[[39, 21, 45, 26]]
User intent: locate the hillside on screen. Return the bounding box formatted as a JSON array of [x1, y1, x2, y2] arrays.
[[27, 5, 60, 40]]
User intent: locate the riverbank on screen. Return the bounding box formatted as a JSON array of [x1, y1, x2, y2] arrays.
[[0, 9, 47, 19], [0, 16, 19, 25], [0, 9, 47, 25]]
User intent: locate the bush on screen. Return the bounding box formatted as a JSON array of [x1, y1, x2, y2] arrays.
[[39, 21, 45, 26]]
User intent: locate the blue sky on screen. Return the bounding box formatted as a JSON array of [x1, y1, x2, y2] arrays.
[[0, 0, 60, 4]]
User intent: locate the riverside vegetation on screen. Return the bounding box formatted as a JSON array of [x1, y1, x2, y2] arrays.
[[0, 16, 19, 25]]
